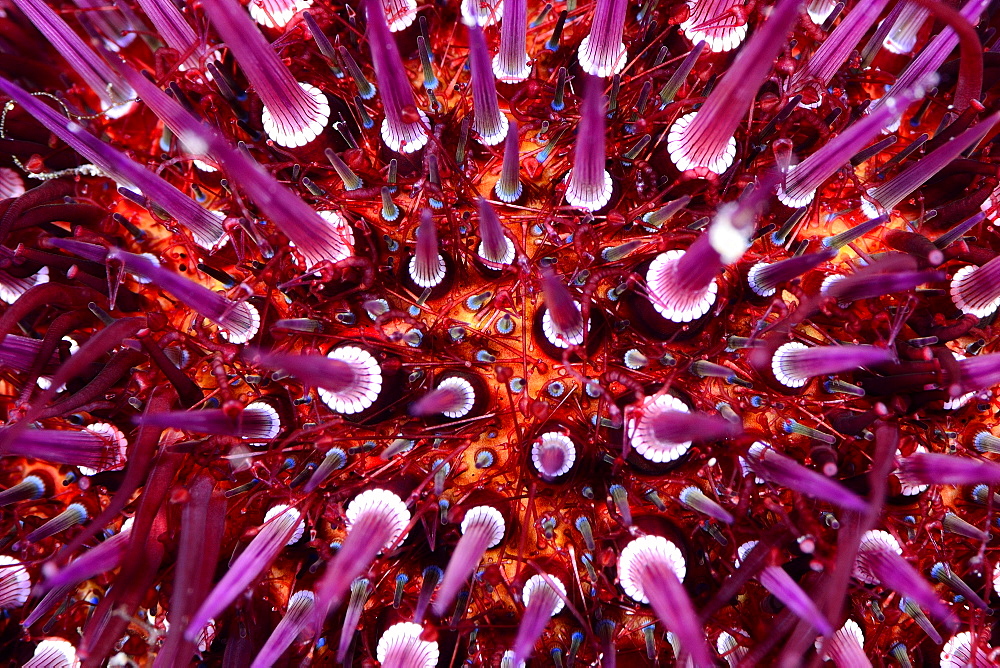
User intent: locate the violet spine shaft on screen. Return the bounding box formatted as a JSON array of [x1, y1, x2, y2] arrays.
[[312, 511, 398, 629], [674, 235, 723, 295], [641, 560, 714, 667], [42, 527, 131, 592], [0, 429, 116, 470], [512, 583, 561, 665], [867, 112, 1000, 214], [791, 0, 890, 89], [10, 0, 132, 107], [780, 92, 915, 207], [0, 75, 224, 249], [467, 19, 508, 145], [494, 0, 529, 81], [433, 522, 495, 616], [184, 508, 301, 641], [758, 566, 832, 635], [649, 409, 741, 444], [565, 74, 611, 210], [134, 0, 205, 68], [365, 0, 427, 153], [578, 0, 628, 76], [201, 0, 325, 144], [250, 590, 315, 668], [873, 0, 991, 114], [750, 451, 869, 512], [668, 0, 799, 172]]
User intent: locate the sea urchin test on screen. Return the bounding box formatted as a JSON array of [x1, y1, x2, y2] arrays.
[[0, 0, 999, 664]]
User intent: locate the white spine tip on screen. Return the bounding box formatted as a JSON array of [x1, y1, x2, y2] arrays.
[[248, 0, 314, 28], [776, 175, 817, 209], [734, 540, 759, 568], [646, 249, 719, 323], [747, 262, 776, 297], [261, 82, 330, 148], [84, 422, 128, 470], [577, 35, 627, 77], [521, 574, 567, 615], [820, 274, 845, 295], [346, 488, 410, 550], [244, 401, 282, 444], [475, 112, 510, 147], [717, 631, 748, 667], [618, 535, 686, 604], [219, 302, 261, 345], [461, 505, 506, 547], [24, 638, 80, 668], [772, 341, 810, 388], [859, 195, 882, 220], [494, 181, 523, 205], [940, 632, 990, 668], [531, 432, 577, 479], [438, 376, 477, 418], [376, 622, 440, 667], [680, 17, 748, 53], [0, 266, 49, 305], [540, 301, 588, 348], [408, 253, 447, 289], [492, 54, 531, 83], [264, 504, 305, 545], [477, 237, 516, 268], [0, 555, 30, 609], [666, 111, 737, 174], [317, 346, 383, 415], [564, 169, 613, 211], [816, 619, 866, 661], [951, 265, 1000, 318], [315, 211, 357, 263], [626, 393, 693, 464], [381, 109, 430, 154], [894, 445, 929, 496], [854, 529, 902, 585], [461, 0, 504, 26]]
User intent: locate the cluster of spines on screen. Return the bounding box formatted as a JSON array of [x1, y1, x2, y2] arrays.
[[1, 0, 1000, 664]]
